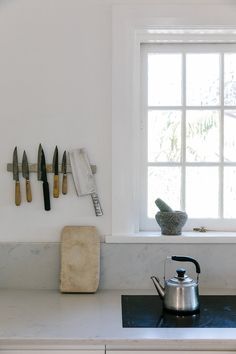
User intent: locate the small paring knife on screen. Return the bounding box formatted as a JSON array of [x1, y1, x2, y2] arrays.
[[52, 146, 59, 198], [22, 151, 32, 202], [61, 150, 68, 195], [13, 147, 21, 206]]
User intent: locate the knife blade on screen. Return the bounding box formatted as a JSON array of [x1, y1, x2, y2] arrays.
[[61, 150, 67, 195], [40, 148, 51, 211], [22, 150, 32, 202], [37, 144, 42, 181], [52, 146, 59, 198], [69, 148, 103, 216], [13, 147, 21, 206]]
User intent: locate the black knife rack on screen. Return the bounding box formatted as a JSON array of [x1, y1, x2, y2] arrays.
[[7, 163, 97, 174]]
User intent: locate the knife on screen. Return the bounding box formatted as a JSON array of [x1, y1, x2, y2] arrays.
[[22, 151, 32, 202], [37, 144, 42, 181], [52, 146, 59, 198], [61, 150, 67, 195], [13, 147, 21, 206], [40, 148, 51, 211], [69, 148, 103, 216]]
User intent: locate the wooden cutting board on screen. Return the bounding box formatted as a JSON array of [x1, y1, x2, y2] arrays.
[[60, 226, 100, 293]]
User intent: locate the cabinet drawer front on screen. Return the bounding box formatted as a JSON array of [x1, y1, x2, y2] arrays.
[[107, 351, 236, 354], [0, 350, 104, 354]]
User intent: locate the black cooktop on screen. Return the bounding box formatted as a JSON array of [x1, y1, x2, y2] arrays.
[[122, 295, 236, 328]]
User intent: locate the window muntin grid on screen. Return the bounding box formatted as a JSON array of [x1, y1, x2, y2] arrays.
[[140, 43, 236, 231]]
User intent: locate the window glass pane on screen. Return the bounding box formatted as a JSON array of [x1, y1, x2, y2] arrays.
[[224, 167, 236, 218], [148, 167, 181, 218], [224, 110, 236, 162], [186, 167, 218, 218], [224, 53, 236, 106], [148, 110, 181, 162], [148, 54, 182, 106], [186, 54, 220, 106], [186, 110, 219, 162]]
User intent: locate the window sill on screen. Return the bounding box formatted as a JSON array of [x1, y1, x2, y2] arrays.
[[105, 231, 236, 244]]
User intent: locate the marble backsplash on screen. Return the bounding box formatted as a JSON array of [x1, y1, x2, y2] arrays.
[[0, 242, 236, 290]]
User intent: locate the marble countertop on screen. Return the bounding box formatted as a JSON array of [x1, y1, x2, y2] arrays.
[[0, 289, 236, 350]]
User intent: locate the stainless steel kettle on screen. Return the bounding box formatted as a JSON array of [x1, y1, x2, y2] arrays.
[[151, 256, 201, 314]]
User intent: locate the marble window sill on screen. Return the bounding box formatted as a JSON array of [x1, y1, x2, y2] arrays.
[[105, 232, 236, 244]]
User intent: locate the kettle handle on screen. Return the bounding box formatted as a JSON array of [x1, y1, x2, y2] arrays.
[[171, 255, 201, 274]]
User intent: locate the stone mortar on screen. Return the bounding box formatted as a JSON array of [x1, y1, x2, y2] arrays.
[[155, 211, 188, 235]]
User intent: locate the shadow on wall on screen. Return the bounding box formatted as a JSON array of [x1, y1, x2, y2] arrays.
[[0, 0, 16, 9]]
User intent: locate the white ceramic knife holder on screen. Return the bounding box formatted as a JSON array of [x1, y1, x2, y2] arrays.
[[7, 163, 97, 174]]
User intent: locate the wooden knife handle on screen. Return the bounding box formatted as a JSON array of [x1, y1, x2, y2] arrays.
[[43, 181, 51, 211], [62, 174, 67, 195], [26, 179, 32, 202], [15, 181, 21, 206], [53, 175, 59, 198]]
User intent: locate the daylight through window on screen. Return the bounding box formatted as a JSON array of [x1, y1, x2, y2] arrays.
[[141, 43, 236, 230]]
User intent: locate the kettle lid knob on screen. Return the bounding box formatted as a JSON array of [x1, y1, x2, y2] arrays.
[[176, 268, 186, 278]]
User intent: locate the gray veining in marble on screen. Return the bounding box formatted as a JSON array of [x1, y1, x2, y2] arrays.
[[0, 243, 60, 290], [0, 242, 235, 290], [100, 243, 236, 290]]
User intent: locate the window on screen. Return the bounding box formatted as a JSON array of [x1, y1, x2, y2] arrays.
[[112, 2, 236, 238], [140, 43, 236, 231]]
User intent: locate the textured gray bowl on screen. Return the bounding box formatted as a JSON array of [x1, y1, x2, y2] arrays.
[[155, 211, 188, 235]]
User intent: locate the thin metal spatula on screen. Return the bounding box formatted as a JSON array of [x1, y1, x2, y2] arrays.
[[69, 148, 103, 216]]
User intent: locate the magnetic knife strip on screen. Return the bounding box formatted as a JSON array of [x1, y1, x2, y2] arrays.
[[7, 163, 97, 174], [8, 147, 102, 216]]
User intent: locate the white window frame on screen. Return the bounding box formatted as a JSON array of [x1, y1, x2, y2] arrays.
[[140, 42, 236, 232], [111, 2, 236, 240]]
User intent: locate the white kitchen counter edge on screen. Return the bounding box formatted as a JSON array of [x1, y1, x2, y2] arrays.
[[0, 289, 236, 350], [105, 231, 236, 243], [1, 339, 236, 352]]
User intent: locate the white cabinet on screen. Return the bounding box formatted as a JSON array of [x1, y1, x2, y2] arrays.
[[107, 351, 236, 354], [0, 350, 104, 354], [1, 348, 235, 354], [0, 352, 74, 354]]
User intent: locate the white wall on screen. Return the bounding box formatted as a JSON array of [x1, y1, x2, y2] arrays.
[[1, 0, 235, 242], [0, 0, 236, 290], [0, 0, 112, 241]]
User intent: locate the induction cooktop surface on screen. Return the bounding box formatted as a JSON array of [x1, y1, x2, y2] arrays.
[[122, 295, 236, 328]]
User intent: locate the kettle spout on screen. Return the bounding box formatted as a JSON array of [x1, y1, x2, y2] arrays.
[[151, 276, 165, 299]]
